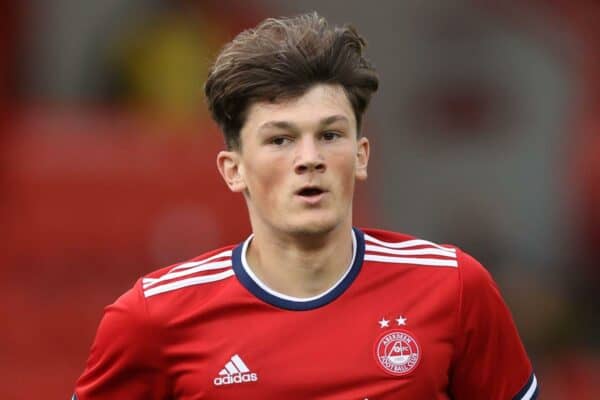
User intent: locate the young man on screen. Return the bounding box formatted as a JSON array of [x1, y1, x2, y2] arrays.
[[73, 13, 538, 399]]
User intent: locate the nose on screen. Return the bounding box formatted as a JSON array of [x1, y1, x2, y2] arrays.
[[294, 137, 326, 175]]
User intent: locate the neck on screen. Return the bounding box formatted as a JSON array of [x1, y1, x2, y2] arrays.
[[245, 223, 354, 299]]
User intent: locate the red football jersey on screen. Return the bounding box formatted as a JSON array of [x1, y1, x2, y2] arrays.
[[73, 228, 538, 399]]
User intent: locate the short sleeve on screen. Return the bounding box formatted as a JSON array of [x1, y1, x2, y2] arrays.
[[449, 252, 539, 400], [73, 279, 169, 399]]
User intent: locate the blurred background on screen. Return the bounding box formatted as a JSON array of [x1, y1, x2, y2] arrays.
[[1, 0, 599, 398]]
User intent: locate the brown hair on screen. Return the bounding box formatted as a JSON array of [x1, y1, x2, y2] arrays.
[[204, 12, 379, 149]]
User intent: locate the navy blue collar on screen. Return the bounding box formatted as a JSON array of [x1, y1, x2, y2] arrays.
[[231, 227, 365, 311]]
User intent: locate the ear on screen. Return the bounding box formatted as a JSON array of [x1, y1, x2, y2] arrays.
[[216, 150, 246, 192], [355, 136, 370, 181]]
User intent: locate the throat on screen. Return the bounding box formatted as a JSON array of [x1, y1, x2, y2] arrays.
[[243, 230, 355, 299]]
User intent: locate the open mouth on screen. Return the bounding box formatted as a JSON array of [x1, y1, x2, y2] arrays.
[[296, 185, 328, 200], [297, 187, 324, 197]]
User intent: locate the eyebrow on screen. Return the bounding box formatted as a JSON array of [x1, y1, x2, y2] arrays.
[[257, 115, 350, 133]]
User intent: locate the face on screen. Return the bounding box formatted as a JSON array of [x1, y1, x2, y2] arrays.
[[217, 84, 369, 237]]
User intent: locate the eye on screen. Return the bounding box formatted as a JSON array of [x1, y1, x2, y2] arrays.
[[269, 136, 292, 146], [322, 131, 341, 141]]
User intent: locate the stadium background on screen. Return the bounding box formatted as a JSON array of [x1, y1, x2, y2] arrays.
[[1, 0, 598, 398]]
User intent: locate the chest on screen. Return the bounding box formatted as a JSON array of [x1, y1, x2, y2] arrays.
[[166, 273, 458, 399]]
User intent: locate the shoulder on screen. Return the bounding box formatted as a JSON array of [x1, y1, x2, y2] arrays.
[[361, 227, 460, 269], [360, 227, 493, 285], [139, 244, 237, 300], [102, 244, 239, 329], [98, 245, 237, 326]]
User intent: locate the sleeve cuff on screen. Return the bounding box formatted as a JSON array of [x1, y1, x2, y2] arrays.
[[513, 373, 538, 400]]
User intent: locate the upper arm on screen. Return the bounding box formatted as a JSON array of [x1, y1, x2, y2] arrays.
[[73, 280, 169, 399], [449, 252, 538, 399]]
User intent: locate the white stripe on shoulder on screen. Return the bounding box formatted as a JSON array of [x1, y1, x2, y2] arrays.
[[520, 375, 538, 400], [364, 233, 456, 252], [365, 243, 456, 258], [142, 250, 232, 287], [171, 250, 233, 272], [143, 269, 235, 298], [364, 253, 458, 268], [142, 259, 233, 289]]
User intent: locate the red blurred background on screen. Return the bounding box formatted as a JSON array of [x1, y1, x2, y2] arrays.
[[1, 1, 598, 398]]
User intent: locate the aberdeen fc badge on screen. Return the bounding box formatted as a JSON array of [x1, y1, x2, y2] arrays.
[[374, 330, 421, 376]]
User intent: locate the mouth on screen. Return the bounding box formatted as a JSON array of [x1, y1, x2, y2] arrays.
[[296, 187, 325, 197], [295, 186, 327, 204]]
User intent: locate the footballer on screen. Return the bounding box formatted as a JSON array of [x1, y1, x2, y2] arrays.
[[73, 12, 538, 399]]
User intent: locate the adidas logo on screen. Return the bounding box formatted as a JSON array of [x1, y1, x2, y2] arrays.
[[213, 354, 258, 386]]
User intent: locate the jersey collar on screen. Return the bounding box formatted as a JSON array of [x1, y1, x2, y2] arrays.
[[231, 227, 365, 311]]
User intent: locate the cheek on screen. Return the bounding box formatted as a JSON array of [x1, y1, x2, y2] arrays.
[[332, 155, 358, 193], [244, 159, 288, 201]]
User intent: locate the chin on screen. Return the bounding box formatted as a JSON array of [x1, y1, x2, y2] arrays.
[[284, 215, 340, 237], [291, 224, 335, 237]]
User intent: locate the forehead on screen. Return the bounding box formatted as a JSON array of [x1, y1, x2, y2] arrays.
[[242, 84, 356, 134]]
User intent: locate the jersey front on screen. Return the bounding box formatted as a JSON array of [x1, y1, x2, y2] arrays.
[[74, 228, 538, 399]]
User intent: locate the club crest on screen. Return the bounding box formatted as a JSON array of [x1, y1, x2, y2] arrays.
[[374, 330, 420, 376]]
